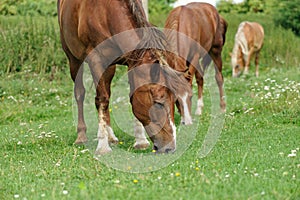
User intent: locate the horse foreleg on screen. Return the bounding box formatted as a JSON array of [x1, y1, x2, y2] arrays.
[[244, 48, 254, 75], [195, 70, 204, 115], [89, 62, 117, 155], [133, 118, 150, 150], [194, 55, 210, 115]]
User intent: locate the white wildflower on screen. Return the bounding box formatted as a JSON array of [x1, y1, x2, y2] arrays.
[[264, 86, 270, 91], [288, 153, 296, 157]]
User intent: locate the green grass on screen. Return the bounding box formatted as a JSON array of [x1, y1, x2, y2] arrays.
[[0, 13, 300, 200], [0, 65, 299, 200]]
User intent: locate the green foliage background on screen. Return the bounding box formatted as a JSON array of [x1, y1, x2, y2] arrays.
[[0, 0, 299, 75], [0, 0, 175, 17], [217, 0, 300, 36], [0, 0, 57, 16], [274, 1, 300, 36]]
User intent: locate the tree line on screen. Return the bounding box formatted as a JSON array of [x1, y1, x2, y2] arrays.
[[0, 0, 299, 36]]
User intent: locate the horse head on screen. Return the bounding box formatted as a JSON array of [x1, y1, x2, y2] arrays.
[[127, 49, 191, 153]]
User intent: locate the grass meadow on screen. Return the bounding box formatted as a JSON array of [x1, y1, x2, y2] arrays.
[[0, 13, 299, 200]]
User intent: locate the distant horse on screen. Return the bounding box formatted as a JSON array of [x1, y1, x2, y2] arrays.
[[57, 0, 191, 154], [164, 2, 227, 124], [231, 21, 264, 77]]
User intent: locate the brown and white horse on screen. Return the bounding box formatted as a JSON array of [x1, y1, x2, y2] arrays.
[[164, 3, 227, 124], [57, 0, 191, 154], [231, 21, 264, 77]]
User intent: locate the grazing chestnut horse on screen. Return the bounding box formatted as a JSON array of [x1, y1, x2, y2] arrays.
[[58, 0, 191, 154], [164, 3, 227, 124], [231, 21, 264, 77]]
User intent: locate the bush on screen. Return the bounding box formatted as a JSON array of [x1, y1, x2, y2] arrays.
[[217, 0, 271, 14], [0, 0, 57, 16], [274, 1, 300, 37]]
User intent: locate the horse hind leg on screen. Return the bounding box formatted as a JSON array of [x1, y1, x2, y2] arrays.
[[255, 50, 260, 77], [244, 47, 254, 76], [210, 50, 226, 113]]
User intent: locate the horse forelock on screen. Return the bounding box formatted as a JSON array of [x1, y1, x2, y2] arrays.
[[159, 58, 192, 100]]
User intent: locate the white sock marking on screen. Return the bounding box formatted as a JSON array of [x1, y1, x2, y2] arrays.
[[95, 110, 112, 154], [195, 97, 204, 115], [133, 118, 149, 148], [179, 92, 192, 125]]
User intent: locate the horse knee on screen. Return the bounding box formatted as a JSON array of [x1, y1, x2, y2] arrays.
[[74, 86, 85, 103], [95, 96, 109, 111]]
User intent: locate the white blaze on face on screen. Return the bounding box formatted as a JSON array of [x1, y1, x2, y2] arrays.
[[170, 117, 176, 147], [180, 92, 192, 125]]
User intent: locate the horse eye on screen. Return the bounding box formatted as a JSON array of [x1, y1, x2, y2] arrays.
[[154, 102, 164, 109], [235, 65, 239, 69]]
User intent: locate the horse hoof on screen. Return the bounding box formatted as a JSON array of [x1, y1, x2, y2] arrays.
[[109, 137, 119, 145], [94, 147, 112, 155], [195, 109, 202, 116], [74, 134, 88, 145], [134, 142, 150, 150]]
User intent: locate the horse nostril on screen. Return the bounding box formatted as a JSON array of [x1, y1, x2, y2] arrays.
[[181, 121, 185, 125], [153, 145, 158, 151], [165, 148, 173, 153]]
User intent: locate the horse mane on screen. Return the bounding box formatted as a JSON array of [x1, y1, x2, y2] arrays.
[[125, 0, 167, 58], [232, 22, 246, 60], [128, 0, 148, 28], [125, 0, 191, 98]]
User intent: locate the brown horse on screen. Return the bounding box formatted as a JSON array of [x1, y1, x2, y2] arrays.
[[231, 21, 264, 77], [57, 0, 191, 154], [164, 3, 227, 124]]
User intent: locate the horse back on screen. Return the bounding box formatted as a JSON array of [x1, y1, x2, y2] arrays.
[[164, 3, 226, 71], [243, 22, 264, 50], [58, 0, 144, 61]]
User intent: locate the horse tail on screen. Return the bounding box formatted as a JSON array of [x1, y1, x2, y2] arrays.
[[220, 16, 228, 46]]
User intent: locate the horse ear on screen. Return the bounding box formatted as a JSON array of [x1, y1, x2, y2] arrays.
[[150, 64, 161, 83]]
